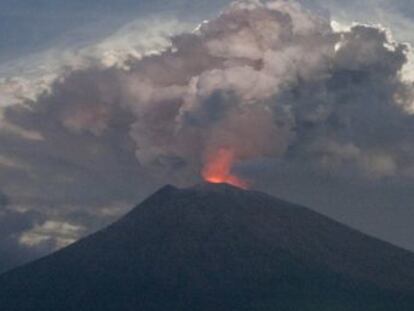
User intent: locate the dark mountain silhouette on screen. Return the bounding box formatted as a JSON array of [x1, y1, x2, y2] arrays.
[[1, 183, 414, 310]]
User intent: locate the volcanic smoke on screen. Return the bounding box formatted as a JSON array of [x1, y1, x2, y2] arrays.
[[202, 148, 248, 189]]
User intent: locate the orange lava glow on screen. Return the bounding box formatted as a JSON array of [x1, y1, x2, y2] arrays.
[[202, 148, 248, 189]]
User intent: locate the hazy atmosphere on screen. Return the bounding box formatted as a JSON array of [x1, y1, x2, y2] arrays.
[[1, 0, 414, 274]]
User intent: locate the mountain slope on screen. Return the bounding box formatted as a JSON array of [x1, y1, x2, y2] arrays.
[[1, 183, 414, 310]]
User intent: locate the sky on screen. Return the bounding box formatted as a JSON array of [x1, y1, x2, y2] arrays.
[[0, 0, 414, 273]]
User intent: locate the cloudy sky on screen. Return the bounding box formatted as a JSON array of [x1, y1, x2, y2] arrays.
[[0, 0, 414, 273]]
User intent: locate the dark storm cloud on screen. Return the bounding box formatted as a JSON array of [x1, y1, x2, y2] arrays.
[[277, 24, 414, 179], [1, 0, 414, 271]]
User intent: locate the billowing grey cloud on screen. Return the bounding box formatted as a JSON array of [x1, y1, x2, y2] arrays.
[[0, 0, 414, 272]]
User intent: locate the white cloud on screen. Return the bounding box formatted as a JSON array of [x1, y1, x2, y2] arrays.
[[0, 16, 194, 109], [19, 220, 84, 249]]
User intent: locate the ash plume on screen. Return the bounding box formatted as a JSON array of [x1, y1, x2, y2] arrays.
[[8, 0, 411, 180]]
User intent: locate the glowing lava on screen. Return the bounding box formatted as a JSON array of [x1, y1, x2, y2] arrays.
[[202, 148, 248, 189]]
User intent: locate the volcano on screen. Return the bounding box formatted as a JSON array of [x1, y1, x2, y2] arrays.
[[1, 183, 414, 310]]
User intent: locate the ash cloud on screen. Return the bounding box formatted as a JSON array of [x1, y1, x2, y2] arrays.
[[1, 0, 414, 269], [45, 0, 412, 181]]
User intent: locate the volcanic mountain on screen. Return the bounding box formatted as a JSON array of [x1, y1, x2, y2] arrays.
[[1, 183, 414, 310]]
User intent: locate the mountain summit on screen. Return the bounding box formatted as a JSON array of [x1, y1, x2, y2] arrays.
[[1, 183, 414, 310]]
